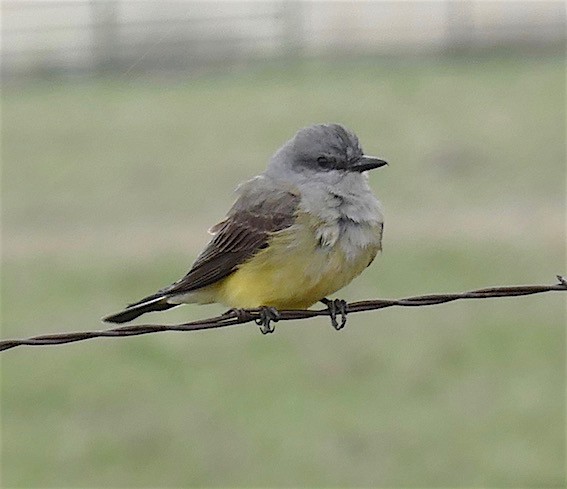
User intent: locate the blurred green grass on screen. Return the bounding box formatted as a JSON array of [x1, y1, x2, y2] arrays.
[[2, 55, 565, 486]]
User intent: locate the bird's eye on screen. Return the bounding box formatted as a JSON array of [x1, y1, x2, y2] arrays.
[[317, 156, 333, 168]]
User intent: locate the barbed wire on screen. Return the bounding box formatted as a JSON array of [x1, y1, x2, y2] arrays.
[[1, 275, 566, 352]]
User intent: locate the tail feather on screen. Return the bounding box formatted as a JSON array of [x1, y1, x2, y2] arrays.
[[103, 295, 176, 323]]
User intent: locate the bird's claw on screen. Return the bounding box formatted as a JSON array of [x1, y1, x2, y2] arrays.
[[224, 308, 251, 322], [321, 298, 348, 330], [255, 306, 280, 334]]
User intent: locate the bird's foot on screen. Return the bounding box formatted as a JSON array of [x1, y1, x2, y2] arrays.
[[223, 307, 252, 323], [321, 298, 348, 330], [224, 308, 252, 322], [255, 306, 280, 334]]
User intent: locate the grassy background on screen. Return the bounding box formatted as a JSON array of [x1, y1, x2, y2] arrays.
[[2, 55, 565, 486]]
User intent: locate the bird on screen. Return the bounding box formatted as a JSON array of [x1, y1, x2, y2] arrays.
[[103, 123, 387, 333]]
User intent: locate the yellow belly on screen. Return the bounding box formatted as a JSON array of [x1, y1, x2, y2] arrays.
[[209, 216, 381, 310]]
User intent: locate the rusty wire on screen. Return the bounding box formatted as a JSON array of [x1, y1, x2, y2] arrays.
[[1, 276, 565, 352]]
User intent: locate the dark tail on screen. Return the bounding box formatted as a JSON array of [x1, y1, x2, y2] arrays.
[[102, 294, 176, 323]]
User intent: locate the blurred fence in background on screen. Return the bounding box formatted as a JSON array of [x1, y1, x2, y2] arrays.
[[2, 0, 565, 79]]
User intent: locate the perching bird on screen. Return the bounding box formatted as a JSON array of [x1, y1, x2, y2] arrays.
[[103, 123, 387, 333]]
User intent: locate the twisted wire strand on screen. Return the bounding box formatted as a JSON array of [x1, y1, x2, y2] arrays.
[[1, 276, 565, 352]]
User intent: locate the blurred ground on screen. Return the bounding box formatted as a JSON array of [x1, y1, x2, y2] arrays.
[[2, 55, 565, 486]]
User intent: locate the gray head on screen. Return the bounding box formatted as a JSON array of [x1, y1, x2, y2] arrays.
[[266, 123, 387, 183]]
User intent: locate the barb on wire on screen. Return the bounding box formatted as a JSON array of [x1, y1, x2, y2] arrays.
[[1, 275, 566, 352]]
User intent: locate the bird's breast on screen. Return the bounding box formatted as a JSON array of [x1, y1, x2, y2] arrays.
[[310, 189, 384, 260], [212, 211, 382, 310]]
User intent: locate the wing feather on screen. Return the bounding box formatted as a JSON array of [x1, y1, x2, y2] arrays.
[[161, 183, 299, 296]]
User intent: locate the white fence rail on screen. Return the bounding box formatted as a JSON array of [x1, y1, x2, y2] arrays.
[[2, 1, 565, 78]]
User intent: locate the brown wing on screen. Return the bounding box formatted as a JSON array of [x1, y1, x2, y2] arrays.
[[161, 184, 299, 296]]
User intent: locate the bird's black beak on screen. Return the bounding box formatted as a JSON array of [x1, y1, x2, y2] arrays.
[[351, 155, 388, 172]]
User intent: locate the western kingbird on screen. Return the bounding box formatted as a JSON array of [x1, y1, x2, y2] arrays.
[[103, 123, 387, 333]]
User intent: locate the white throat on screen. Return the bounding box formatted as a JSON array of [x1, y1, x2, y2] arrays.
[[295, 172, 384, 257]]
